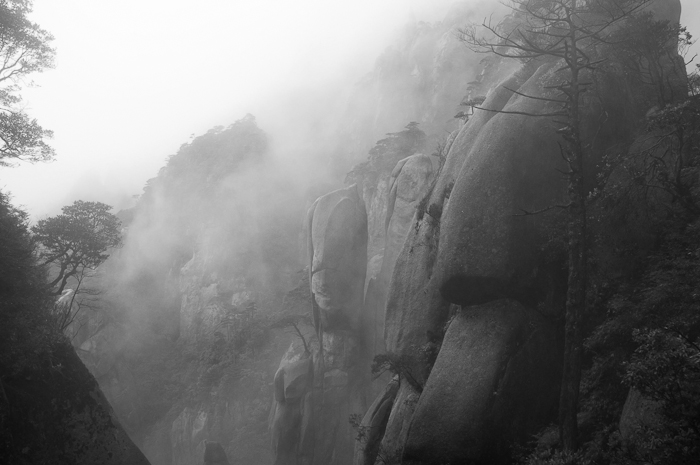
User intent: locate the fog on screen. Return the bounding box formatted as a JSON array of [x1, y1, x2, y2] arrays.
[[0, 1, 696, 220], [2, 1, 699, 463], [0, 0, 467, 218]]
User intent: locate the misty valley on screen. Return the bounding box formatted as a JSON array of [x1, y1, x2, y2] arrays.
[[2, 1, 700, 464]]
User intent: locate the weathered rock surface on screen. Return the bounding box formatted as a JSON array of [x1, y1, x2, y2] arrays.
[[353, 377, 400, 465], [204, 441, 230, 465], [645, 0, 682, 23], [378, 62, 568, 464], [402, 300, 559, 465], [364, 153, 441, 360], [383, 212, 446, 377], [435, 61, 567, 307], [383, 68, 529, 374], [269, 343, 314, 465], [307, 184, 368, 333], [375, 380, 422, 464], [383, 153, 441, 289], [269, 184, 370, 465], [0, 342, 150, 465], [171, 408, 209, 465], [179, 252, 256, 343], [305, 184, 369, 463], [619, 388, 663, 443]]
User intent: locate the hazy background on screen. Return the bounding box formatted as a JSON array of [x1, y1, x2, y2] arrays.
[[0, 0, 698, 219]]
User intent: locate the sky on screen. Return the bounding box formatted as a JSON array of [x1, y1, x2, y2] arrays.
[[0, 0, 698, 219], [0, 0, 456, 218]]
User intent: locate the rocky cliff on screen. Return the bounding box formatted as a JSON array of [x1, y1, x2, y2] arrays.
[[0, 191, 150, 465], [67, 1, 693, 464], [270, 1, 688, 464]]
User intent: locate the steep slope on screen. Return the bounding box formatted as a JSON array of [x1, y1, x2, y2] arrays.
[[70, 115, 308, 464], [0, 192, 149, 465], [62, 2, 694, 465]]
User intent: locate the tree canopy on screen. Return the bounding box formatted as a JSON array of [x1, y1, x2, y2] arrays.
[[32, 200, 122, 295], [0, 0, 56, 165]]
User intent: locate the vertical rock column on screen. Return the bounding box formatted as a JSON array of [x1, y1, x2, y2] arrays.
[[308, 184, 368, 465], [270, 184, 368, 465]]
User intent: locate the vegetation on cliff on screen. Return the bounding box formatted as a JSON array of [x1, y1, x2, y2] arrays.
[[0, 0, 55, 166], [454, 2, 698, 462], [0, 191, 148, 464], [3, 2, 700, 464]]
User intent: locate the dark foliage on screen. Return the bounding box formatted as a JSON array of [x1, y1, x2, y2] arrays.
[[32, 200, 122, 296], [372, 352, 424, 393], [606, 12, 691, 107], [0, 190, 56, 378], [345, 122, 427, 187], [522, 93, 700, 465], [1, 191, 127, 462], [0, 0, 55, 165]]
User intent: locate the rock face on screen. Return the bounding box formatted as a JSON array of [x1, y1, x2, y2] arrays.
[[353, 378, 400, 465], [383, 154, 441, 293], [70, 3, 687, 465], [204, 441, 230, 465], [403, 301, 559, 465], [645, 0, 682, 23], [435, 61, 567, 307], [375, 381, 421, 463], [269, 343, 314, 465], [367, 153, 441, 359], [307, 184, 368, 333], [358, 1, 687, 459], [270, 184, 369, 465], [270, 152, 442, 462], [619, 388, 663, 443], [373, 59, 570, 465], [0, 342, 150, 465]]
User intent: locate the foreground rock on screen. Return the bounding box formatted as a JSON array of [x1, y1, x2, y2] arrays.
[[0, 342, 150, 465], [403, 300, 559, 464]]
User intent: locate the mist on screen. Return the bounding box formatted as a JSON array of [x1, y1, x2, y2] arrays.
[[29, 2, 501, 462], [2, 1, 700, 464], [2, 0, 696, 219], [0, 0, 469, 218]]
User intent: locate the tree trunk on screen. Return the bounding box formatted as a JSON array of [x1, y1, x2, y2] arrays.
[[559, 178, 586, 451], [559, 15, 587, 450]]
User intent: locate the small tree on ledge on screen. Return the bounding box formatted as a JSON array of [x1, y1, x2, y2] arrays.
[[32, 200, 121, 333]]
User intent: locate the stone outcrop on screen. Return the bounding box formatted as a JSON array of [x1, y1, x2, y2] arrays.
[[269, 343, 314, 465], [171, 408, 210, 465], [359, 1, 686, 459], [382, 69, 535, 385], [0, 342, 150, 465], [373, 381, 421, 464], [353, 378, 400, 465], [270, 184, 369, 465], [69, 3, 687, 465], [434, 61, 567, 307], [307, 184, 368, 333], [371, 50, 581, 465], [645, 0, 682, 23], [366, 153, 441, 359], [619, 388, 663, 443], [403, 301, 559, 465], [204, 441, 230, 465]]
